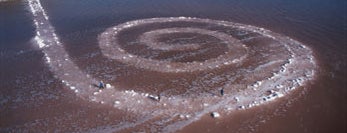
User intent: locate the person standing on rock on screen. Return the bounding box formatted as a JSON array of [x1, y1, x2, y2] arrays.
[[220, 88, 224, 96]]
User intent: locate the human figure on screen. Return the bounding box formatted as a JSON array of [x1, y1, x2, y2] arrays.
[[157, 94, 161, 102], [99, 81, 105, 89], [220, 88, 224, 96]]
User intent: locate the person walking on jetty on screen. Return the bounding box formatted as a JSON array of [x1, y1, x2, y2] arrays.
[[99, 81, 105, 89]]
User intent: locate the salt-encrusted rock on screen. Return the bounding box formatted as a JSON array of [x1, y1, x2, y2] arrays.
[[70, 86, 76, 90], [114, 101, 120, 105], [211, 112, 220, 118], [263, 90, 284, 102], [185, 114, 191, 118], [148, 95, 160, 101], [238, 105, 246, 110], [106, 84, 112, 89], [234, 97, 240, 102]]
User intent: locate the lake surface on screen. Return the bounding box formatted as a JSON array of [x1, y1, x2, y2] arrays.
[[0, 0, 346, 132]]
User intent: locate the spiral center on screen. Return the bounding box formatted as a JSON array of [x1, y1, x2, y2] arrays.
[[99, 19, 248, 73]]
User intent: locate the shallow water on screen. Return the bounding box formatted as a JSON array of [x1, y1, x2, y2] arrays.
[[0, 0, 346, 132]]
